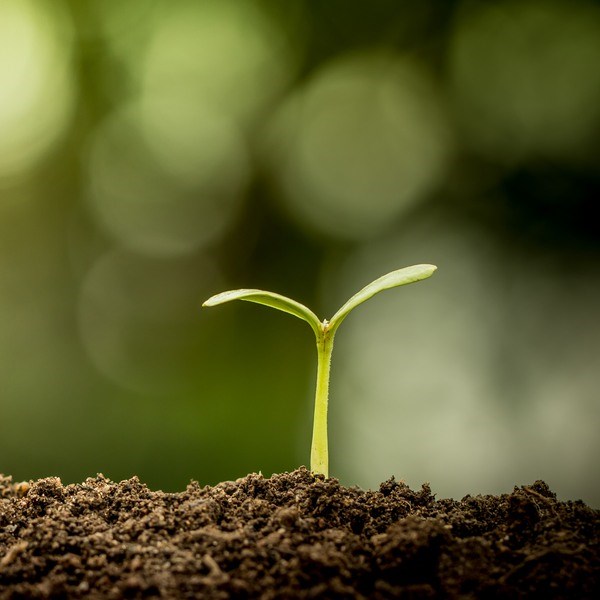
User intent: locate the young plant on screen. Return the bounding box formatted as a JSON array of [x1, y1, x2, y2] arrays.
[[202, 264, 437, 478]]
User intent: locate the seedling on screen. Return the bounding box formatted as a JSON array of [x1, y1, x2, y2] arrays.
[[203, 264, 437, 478]]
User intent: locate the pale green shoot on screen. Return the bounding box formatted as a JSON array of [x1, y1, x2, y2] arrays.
[[202, 264, 437, 477]]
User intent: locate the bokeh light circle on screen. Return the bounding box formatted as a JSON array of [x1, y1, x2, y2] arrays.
[[142, 0, 294, 126], [0, 0, 74, 181], [86, 102, 249, 257], [264, 53, 452, 240], [78, 249, 220, 395], [325, 220, 600, 500]]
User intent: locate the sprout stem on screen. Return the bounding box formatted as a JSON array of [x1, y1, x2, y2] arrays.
[[311, 323, 335, 477]]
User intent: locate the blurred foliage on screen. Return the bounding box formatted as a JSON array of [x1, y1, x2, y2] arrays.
[[0, 0, 599, 506]]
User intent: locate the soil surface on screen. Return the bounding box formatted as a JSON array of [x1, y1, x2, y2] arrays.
[[0, 468, 598, 599]]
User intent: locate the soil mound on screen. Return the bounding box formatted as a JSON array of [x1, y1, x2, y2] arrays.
[[0, 468, 598, 598]]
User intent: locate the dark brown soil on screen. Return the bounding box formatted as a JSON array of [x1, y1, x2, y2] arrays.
[[0, 469, 598, 599]]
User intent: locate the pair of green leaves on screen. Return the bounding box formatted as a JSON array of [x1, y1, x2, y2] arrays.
[[203, 264, 437, 335]]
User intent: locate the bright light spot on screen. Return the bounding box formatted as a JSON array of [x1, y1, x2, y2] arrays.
[[86, 103, 249, 257], [0, 0, 74, 181], [329, 226, 505, 493], [327, 220, 600, 500], [264, 53, 452, 240], [139, 96, 248, 191], [78, 249, 220, 395], [142, 0, 293, 125], [449, 0, 600, 162]]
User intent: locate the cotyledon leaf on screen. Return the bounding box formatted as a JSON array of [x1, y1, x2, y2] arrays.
[[203, 289, 322, 337], [328, 264, 437, 332]]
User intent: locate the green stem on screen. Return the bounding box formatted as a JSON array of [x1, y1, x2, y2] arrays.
[[310, 323, 334, 477]]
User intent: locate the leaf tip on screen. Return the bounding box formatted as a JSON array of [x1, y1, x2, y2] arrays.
[[415, 264, 437, 279], [202, 293, 222, 308]]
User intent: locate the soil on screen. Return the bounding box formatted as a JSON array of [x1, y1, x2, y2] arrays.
[[0, 468, 598, 599]]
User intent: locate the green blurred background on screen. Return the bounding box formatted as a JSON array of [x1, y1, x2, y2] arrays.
[[1, 0, 599, 506]]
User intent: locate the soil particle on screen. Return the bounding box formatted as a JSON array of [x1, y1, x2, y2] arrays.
[[0, 469, 597, 598]]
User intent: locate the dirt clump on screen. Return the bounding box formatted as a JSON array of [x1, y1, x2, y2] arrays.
[[0, 468, 598, 598]]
